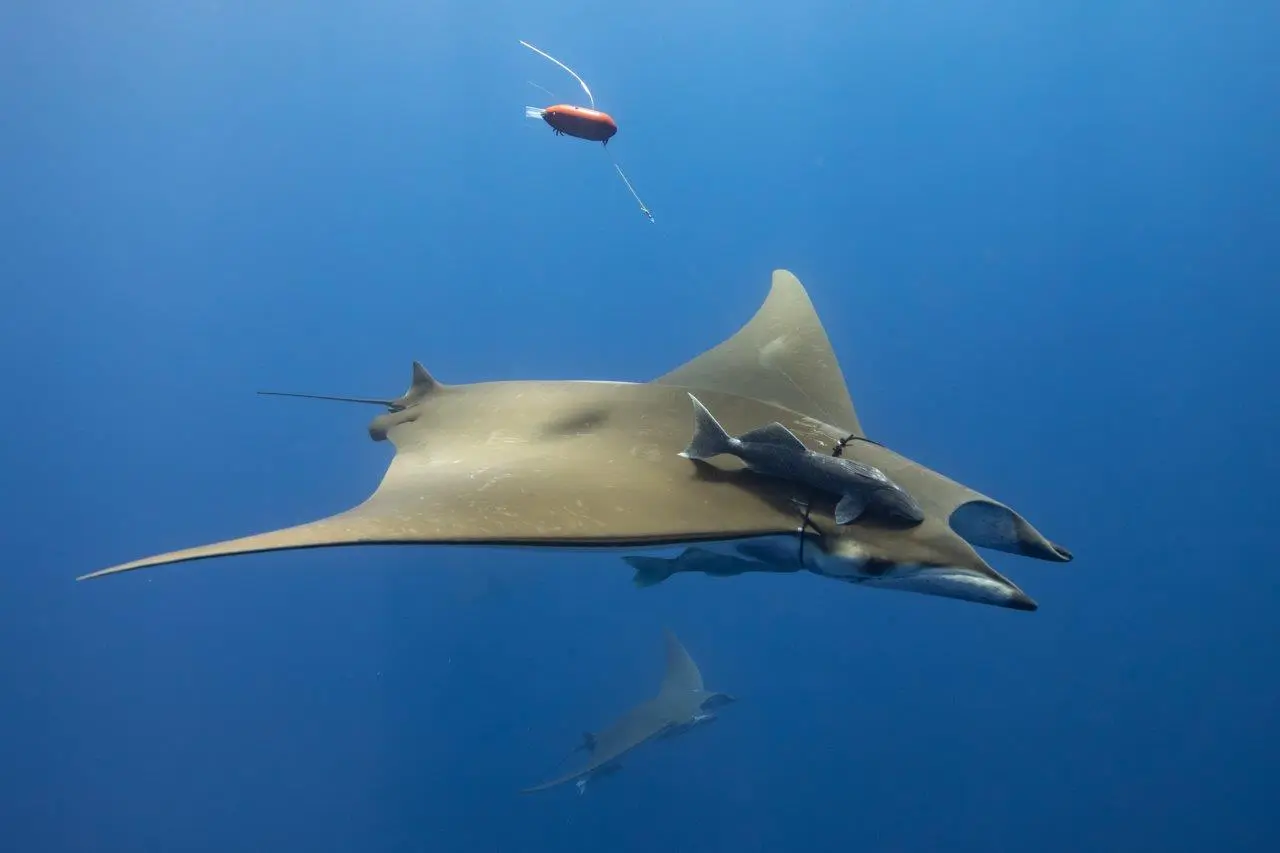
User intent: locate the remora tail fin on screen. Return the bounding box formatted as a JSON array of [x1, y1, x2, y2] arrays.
[[678, 394, 737, 461], [624, 555, 675, 588]]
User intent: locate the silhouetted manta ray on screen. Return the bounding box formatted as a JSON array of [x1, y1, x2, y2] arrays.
[[522, 629, 735, 795], [80, 270, 1071, 610]]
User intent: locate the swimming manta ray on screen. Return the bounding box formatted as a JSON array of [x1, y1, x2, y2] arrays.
[[79, 270, 1071, 611], [522, 629, 735, 795]]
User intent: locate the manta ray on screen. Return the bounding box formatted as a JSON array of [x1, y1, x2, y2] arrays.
[[80, 270, 1071, 610], [522, 629, 735, 795]]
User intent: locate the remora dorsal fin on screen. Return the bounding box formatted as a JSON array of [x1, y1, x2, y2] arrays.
[[653, 270, 862, 436], [659, 628, 704, 695], [737, 422, 808, 452]]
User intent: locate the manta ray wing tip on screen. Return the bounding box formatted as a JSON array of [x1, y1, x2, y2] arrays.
[[76, 566, 117, 581], [1006, 590, 1039, 612]]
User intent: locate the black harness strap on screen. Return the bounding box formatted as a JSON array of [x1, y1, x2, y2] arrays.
[[796, 433, 858, 566]]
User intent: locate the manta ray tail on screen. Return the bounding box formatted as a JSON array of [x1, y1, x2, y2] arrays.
[[678, 393, 737, 461], [257, 361, 442, 413]]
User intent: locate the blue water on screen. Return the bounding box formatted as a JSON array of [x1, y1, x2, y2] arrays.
[[3, 2, 1277, 851]]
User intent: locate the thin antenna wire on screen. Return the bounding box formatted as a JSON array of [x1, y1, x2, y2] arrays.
[[527, 80, 560, 101], [519, 39, 595, 108], [607, 151, 654, 222]]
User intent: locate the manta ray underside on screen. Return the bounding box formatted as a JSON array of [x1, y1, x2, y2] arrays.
[[81, 270, 1072, 610], [522, 629, 735, 795]]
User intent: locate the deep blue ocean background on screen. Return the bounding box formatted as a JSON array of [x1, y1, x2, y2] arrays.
[[3, 2, 1278, 851]]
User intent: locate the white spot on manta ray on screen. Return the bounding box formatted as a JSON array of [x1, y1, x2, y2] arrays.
[[758, 335, 792, 367], [484, 431, 527, 447], [631, 444, 663, 462], [757, 334, 828, 417], [476, 473, 511, 492], [796, 416, 846, 444]]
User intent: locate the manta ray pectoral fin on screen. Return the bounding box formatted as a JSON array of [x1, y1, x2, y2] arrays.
[[659, 629, 706, 695], [652, 270, 863, 436], [834, 493, 867, 524]]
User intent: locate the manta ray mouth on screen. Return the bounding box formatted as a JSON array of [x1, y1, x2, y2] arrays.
[[806, 548, 1037, 611], [823, 564, 1036, 611], [882, 566, 1038, 611]]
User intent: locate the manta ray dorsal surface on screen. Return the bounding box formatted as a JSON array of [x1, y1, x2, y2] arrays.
[[80, 268, 1071, 615], [79, 271, 858, 580]]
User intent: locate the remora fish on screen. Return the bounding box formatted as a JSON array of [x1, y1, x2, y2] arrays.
[[679, 392, 925, 526]]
